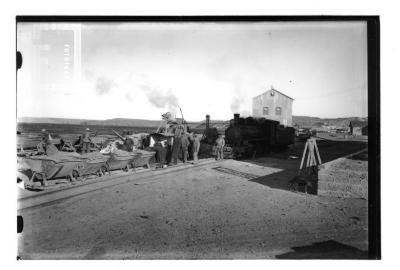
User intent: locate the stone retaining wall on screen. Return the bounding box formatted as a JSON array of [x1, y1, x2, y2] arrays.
[[318, 157, 368, 199]]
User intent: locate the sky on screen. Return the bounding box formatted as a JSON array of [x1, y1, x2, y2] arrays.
[[17, 21, 368, 121]]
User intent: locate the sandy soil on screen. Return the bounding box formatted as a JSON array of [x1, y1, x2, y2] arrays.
[[18, 156, 368, 259]]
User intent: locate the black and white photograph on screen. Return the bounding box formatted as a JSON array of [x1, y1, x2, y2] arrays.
[[15, 17, 379, 260]]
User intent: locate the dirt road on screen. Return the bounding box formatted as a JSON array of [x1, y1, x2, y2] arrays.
[[18, 152, 368, 259]]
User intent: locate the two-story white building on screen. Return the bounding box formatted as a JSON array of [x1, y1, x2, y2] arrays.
[[252, 87, 294, 127]]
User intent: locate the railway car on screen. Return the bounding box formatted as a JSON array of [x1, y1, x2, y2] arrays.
[[224, 114, 295, 159]]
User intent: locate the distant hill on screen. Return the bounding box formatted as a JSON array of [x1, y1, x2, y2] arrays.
[[292, 116, 368, 128], [195, 120, 230, 130], [81, 118, 162, 127], [17, 117, 87, 125], [18, 117, 162, 127]]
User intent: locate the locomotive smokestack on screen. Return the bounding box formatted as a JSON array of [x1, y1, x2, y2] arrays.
[[234, 113, 240, 126], [206, 115, 210, 129]]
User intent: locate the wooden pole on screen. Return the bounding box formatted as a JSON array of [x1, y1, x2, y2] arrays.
[[306, 145, 311, 168], [314, 139, 322, 165], [309, 140, 316, 167], [299, 140, 308, 171]]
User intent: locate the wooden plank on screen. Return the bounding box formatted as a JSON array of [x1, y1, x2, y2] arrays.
[[306, 145, 311, 168], [314, 139, 322, 164], [299, 140, 308, 170], [309, 141, 316, 167]]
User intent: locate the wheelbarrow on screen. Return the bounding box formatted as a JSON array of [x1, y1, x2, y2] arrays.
[[20, 153, 83, 188], [103, 150, 140, 173], [75, 152, 109, 178], [131, 149, 156, 170]]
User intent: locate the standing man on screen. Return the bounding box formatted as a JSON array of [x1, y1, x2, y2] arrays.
[[41, 129, 49, 140], [192, 134, 201, 164], [38, 129, 49, 154], [153, 140, 167, 168], [215, 134, 225, 160], [121, 130, 134, 152], [166, 136, 174, 164], [180, 133, 190, 163], [81, 128, 92, 153], [171, 134, 182, 165]]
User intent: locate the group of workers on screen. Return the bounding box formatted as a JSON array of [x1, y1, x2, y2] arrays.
[[71, 128, 94, 153], [151, 128, 201, 168], [151, 127, 226, 168], [39, 128, 93, 155]]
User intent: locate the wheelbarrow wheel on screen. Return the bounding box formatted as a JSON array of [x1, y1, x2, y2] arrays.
[[41, 174, 48, 187], [96, 166, 106, 177], [24, 183, 31, 190], [122, 164, 130, 172], [100, 165, 110, 176], [67, 170, 80, 182], [72, 170, 81, 181]]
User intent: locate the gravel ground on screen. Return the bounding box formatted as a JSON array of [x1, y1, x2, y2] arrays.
[[18, 157, 368, 259]]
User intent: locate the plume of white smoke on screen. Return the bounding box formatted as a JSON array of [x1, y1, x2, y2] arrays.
[[230, 96, 241, 114], [140, 84, 179, 118], [230, 80, 251, 118]]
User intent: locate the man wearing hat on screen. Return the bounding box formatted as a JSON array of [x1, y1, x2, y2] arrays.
[[192, 133, 201, 164], [81, 128, 92, 153], [215, 134, 225, 160], [40, 128, 49, 141], [37, 129, 49, 154], [180, 132, 190, 163], [171, 132, 182, 165], [121, 130, 134, 152]]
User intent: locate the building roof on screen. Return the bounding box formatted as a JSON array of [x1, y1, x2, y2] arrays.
[[254, 88, 294, 100], [349, 120, 368, 128]]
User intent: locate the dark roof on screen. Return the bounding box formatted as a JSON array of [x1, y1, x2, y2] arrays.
[[255, 89, 294, 100], [349, 120, 368, 127]]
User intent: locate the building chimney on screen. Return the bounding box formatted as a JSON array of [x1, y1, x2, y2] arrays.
[[206, 115, 210, 129]]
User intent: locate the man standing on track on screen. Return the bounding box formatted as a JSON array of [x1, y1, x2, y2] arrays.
[[153, 139, 168, 168], [180, 133, 190, 163], [192, 133, 201, 164], [171, 133, 182, 165], [215, 134, 225, 160]]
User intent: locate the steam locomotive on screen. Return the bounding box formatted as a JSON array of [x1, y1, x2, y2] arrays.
[[224, 114, 295, 159]]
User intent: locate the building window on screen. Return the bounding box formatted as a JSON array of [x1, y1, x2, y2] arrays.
[[275, 107, 282, 115], [263, 107, 269, 115]]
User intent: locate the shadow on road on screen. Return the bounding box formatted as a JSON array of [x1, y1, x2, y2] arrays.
[[275, 240, 368, 259], [242, 140, 367, 194], [249, 169, 318, 194], [269, 140, 367, 163]]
